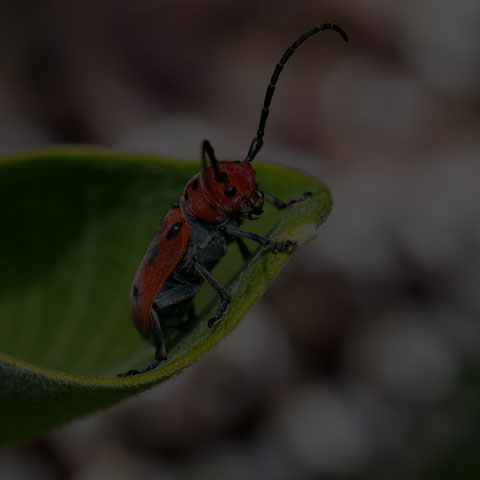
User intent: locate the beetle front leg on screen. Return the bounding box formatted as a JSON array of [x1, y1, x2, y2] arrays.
[[260, 189, 312, 210], [193, 256, 231, 327], [218, 225, 296, 253]]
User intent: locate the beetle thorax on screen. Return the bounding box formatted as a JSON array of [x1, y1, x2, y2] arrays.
[[181, 161, 264, 223]]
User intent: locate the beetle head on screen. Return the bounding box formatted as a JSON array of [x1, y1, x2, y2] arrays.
[[203, 161, 264, 220]]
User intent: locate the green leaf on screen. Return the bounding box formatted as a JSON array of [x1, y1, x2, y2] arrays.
[[0, 147, 332, 445]]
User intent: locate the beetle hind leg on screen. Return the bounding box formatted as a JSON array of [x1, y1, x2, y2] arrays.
[[193, 257, 231, 328], [150, 307, 168, 361], [118, 309, 166, 377], [119, 285, 199, 377]]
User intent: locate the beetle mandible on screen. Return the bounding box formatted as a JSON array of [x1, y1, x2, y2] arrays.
[[121, 23, 348, 376]]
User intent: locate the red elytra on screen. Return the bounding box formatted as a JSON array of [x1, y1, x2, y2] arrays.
[[130, 206, 190, 337]]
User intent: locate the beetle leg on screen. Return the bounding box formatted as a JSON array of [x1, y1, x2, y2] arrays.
[[119, 284, 199, 377], [218, 225, 296, 253], [236, 237, 251, 261], [151, 284, 200, 318], [193, 256, 231, 327], [150, 307, 168, 360], [259, 189, 312, 210], [118, 310, 165, 376]]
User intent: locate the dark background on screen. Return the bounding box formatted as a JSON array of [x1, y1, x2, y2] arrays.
[[1, 1, 480, 478]]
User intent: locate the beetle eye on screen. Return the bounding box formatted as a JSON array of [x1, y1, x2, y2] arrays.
[[224, 186, 237, 197]]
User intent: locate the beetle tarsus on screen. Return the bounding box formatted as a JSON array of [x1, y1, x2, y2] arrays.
[[208, 304, 229, 328], [118, 358, 162, 377], [267, 239, 297, 253]]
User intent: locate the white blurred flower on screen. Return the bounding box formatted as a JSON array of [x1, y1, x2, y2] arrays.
[[346, 310, 460, 403], [275, 384, 373, 476]]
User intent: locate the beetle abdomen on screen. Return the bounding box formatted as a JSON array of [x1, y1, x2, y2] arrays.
[[130, 206, 191, 336]]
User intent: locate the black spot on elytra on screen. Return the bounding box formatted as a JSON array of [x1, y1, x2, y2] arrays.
[[148, 244, 159, 265], [224, 186, 237, 197], [167, 222, 183, 240], [184, 192, 189, 201], [192, 179, 199, 190], [234, 160, 241, 163], [209, 203, 215, 210], [133, 284, 139, 303]]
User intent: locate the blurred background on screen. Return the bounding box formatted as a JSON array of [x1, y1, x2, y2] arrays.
[[1, 0, 480, 478]]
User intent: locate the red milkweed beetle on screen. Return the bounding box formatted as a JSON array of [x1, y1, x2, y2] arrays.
[[121, 23, 348, 376]]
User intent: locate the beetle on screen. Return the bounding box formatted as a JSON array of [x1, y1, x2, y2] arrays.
[[121, 23, 348, 376]]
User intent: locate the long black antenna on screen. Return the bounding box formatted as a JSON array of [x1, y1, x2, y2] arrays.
[[202, 139, 228, 183], [245, 23, 348, 163]]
